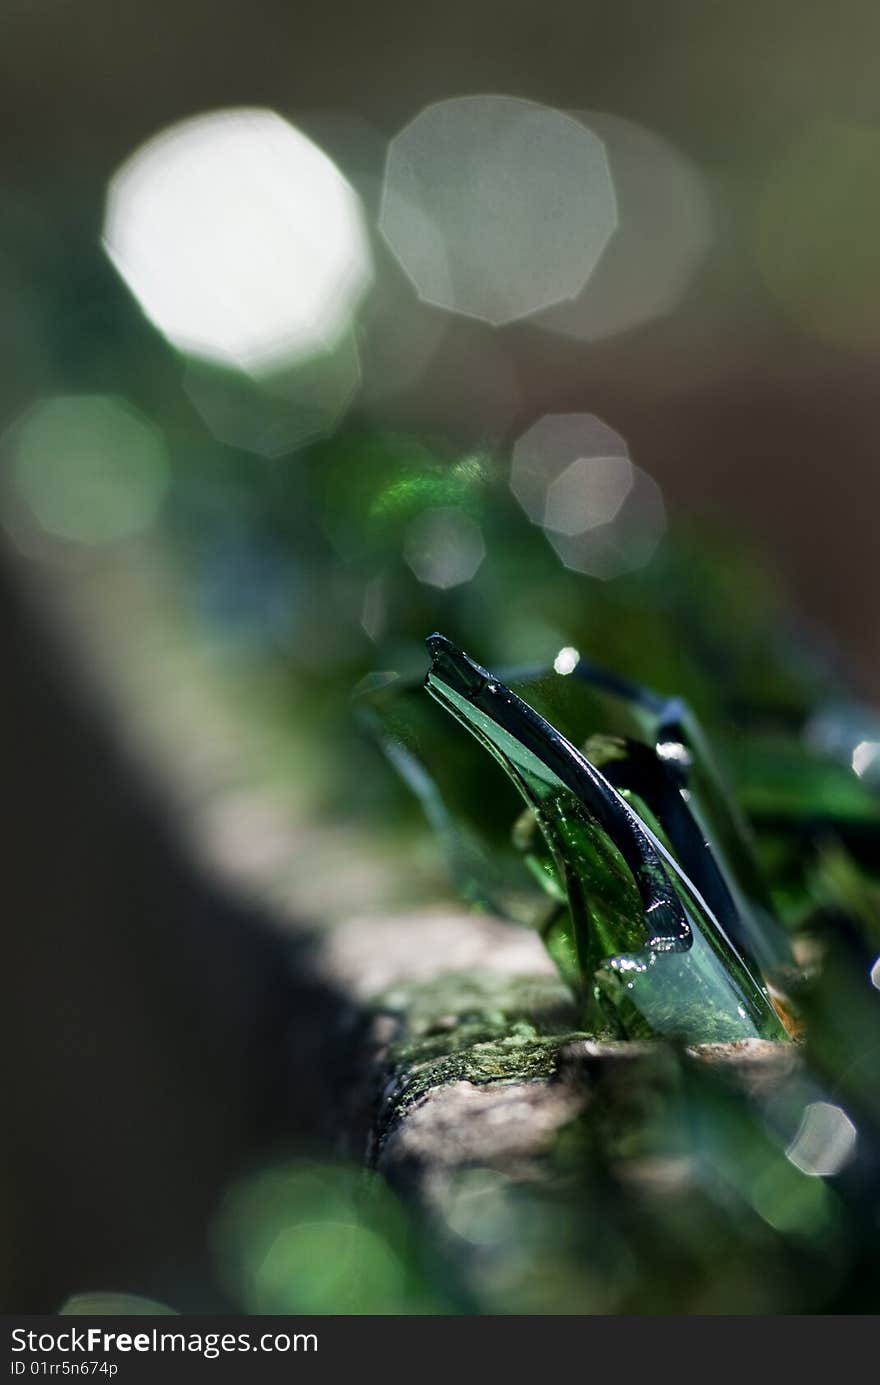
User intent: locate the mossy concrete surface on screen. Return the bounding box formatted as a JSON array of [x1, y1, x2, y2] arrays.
[[319, 910, 588, 1185], [317, 909, 796, 1210]]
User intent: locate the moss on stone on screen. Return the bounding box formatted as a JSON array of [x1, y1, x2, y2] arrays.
[[366, 968, 590, 1126]]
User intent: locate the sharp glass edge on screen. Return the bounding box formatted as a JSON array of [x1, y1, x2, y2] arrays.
[[591, 729, 755, 956], [423, 632, 773, 995]]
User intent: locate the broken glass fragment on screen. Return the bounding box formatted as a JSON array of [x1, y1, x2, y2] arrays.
[[359, 634, 791, 1043]]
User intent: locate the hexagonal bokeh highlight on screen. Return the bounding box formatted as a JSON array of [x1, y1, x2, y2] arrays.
[[184, 331, 362, 457], [380, 95, 617, 326], [512, 413, 629, 524], [2, 394, 170, 552], [544, 473, 665, 579], [292, 110, 451, 407], [511, 413, 665, 580], [403, 506, 485, 589], [536, 112, 711, 342], [785, 1101, 857, 1178], [804, 701, 880, 790], [544, 455, 634, 536], [103, 108, 373, 376]]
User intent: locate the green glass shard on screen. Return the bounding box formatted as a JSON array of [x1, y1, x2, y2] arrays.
[[526, 675, 792, 976], [360, 634, 789, 1044]]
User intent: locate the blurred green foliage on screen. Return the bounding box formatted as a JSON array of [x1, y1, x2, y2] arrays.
[[152, 416, 880, 1313], [3, 191, 879, 1315]]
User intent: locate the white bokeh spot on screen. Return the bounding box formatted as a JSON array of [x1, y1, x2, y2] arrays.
[[553, 646, 580, 676], [103, 108, 373, 376], [536, 112, 711, 342], [785, 1102, 857, 1178], [380, 95, 617, 326], [404, 507, 485, 589], [511, 412, 665, 580], [544, 455, 634, 536]]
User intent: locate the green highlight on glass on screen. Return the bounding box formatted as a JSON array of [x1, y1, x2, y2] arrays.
[[360, 633, 792, 1045]]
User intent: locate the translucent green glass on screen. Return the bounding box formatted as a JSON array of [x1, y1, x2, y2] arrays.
[[360, 634, 789, 1044]]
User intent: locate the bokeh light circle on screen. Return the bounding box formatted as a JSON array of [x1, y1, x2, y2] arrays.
[[380, 95, 617, 325], [535, 112, 711, 341], [4, 394, 170, 548], [403, 505, 486, 589], [104, 107, 374, 376], [511, 412, 665, 579]]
